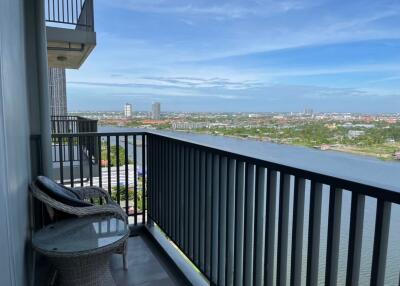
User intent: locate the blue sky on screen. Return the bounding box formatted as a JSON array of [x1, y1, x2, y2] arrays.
[[67, 0, 400, 113]]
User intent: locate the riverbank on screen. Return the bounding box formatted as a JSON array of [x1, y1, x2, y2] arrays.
[[183, 130, 400, 162]]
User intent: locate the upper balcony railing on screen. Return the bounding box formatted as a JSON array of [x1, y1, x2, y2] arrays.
[[45, 0, 94, 31], [50, 131, 400, 286], [51, 115, 97, 134], [51, 116, 98, 168]]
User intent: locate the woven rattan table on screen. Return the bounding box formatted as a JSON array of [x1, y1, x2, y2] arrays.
[[33, 215, 129, 286]]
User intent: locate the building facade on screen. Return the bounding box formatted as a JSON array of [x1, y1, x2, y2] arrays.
[[152, 102, 161, 120], [124, 103, 133, 118], [48, 67, 67, 116]]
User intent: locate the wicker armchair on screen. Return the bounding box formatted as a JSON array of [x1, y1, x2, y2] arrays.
[[30, 176, 129, 270]]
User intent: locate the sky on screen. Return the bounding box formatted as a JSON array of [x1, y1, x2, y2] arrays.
[[67, 0, 400, 113]]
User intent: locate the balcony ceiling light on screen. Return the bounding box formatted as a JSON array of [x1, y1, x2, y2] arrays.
[[57, 56, 67, 62]]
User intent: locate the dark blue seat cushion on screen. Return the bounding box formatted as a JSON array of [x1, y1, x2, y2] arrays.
[[35, 176, 92, 207]]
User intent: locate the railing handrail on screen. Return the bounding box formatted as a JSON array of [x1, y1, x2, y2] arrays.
[[51, 116, 98, 134], [50, 130, 400, 202], [51, 115, 97, 121]]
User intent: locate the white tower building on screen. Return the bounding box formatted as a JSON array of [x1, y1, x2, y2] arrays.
[[124, 103, 133, 118]]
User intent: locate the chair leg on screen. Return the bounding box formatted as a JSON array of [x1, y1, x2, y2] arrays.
[[123, 241, 128, 270]]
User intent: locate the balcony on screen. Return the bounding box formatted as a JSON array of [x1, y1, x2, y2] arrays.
[[40, 130, 400, 286], [2, 1, 399, 285], [45, 0, 96, 68]]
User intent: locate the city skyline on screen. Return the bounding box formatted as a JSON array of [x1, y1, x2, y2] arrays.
[[67, 0, 400, 112]]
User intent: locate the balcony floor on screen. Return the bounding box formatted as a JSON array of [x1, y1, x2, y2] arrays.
[[110, 235, 187, 286], [35, 233, 188, 286]]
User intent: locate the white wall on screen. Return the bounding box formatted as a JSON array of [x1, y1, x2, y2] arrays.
[[0, 0, 50, 285]]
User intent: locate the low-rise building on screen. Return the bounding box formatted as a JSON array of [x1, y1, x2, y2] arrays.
[[348, 130, 365, 139]]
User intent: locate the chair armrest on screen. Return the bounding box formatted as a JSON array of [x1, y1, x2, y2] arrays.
[[72, 186, 112, 203], [75, 204, 128, 223], [30, 183, 128, 223]]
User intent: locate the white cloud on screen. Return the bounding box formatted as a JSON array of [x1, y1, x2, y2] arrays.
[[104, 0, 317, 18]]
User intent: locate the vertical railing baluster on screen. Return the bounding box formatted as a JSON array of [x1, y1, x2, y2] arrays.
[[161, 139, 166, 229], [133, 135, 137, 224], [157, 138, 161, 226], [70, 0, 74, 24], [152, 137, 157, 223], [151, 135, 155, 223], [211, 154, 220, 285], [169, 140, 173, 236], [277, 173, 291, 286], [264, 169, 278, 286], [225, 159, 236, 286], [146, 135, 151, 220], [166, 139, 169, 232], [290, 177, 306, 286], [116, 136, 120, 204], [89, 135, 93, 186], [180, 144, 185, 248], [107, 135, 111, 195], [199, 151, 206, 272], [184, 146, 189, 253], [346, 193, 365, 286], [205, 152, 212, 277], [63, 132, 67, 162], [243, 163, 255, 286], [172, 140, 177, 239], [79, 136, 83, 186], [142, 134, 146, 223], [98, 136, 102, 189], [253, 166, 266, 286], [194, 149, 200, 266], [58, 136, 64, 184], [173, 142, 178, 244], [218, 157, 227, 286], [189, 148, 195, 261], [75, 0, 78, 24], [325, 186, 343, 286], [68, 136, 74, 187], [370, 199, 391, 286], [57, 0, 60, 24], [233, 161, 245, 286], [161, 139, 165, 230], [52, 0, 55, 21], [47, 0, 50, 21], [306, 182, 323, 286], [124, 135, 129, 216]]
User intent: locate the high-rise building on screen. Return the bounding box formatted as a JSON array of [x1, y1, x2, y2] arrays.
[[152, 102, 161, 120], [48, 67, 67, 116], [124, 103, 133, 118], [304, 108, 314, 115]]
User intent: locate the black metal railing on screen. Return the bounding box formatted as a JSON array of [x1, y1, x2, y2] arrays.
[[146, 132, 400, 286], [51, 115, 97, 134], [52, 132, 147, 224], [51, 116, 98, 164], [45, 0, 94, 31], [50, 130, 400, 285]]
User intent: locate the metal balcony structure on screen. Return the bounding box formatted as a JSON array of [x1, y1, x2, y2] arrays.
[[45, 0, 96, 68], [50, 115, 99, 181], [48, 130, 400, 286]]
